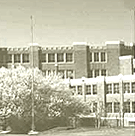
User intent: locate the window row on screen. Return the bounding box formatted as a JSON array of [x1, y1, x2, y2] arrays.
[[8, 54, 29, 63], [106, 102, 135, 113], [90, 52, 107, 62], [89, 69, 107, 78], [42, 53, 73, 63], [71, 85, 97, 95], [43, 70, 74, 79], [106, 82, 135, 94]]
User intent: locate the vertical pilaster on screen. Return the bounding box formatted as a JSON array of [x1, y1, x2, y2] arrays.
[[119, 76, 124, 127], [64, 53, 66, 63], [20, 54, 23, 64], [55, 53, 57, 63], [46, 54, 48, 63], [82, 77, 86, 102], [12, 54, 14, 64]]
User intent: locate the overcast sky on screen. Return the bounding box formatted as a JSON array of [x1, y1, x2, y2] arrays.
[[0, 0, 135, 47]]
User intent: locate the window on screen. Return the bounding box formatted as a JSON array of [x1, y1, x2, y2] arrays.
[[101, 52, 106, 62], [8, 54, 12, 63], [86, 85, 91, 95], [89, 70, 93, 78], [42, 53, 46, 62], [67, 70, 73, 79], [57, 53, 64, 62], [93, 85, 97, 95], [66, 53, 73, 62], [101, 69, 106, 76], [124, 83, 130, 93], [93, 103, 97, 112], [23, 54, 29, 63], [106, 84, 112, 94], [94, 69, 99, 77], [114, 102, 120, 113], [124, 102, 130, 113], [94, 52, 99, 62], [14, 54, 20, 63], [48, 53, 55, 62], [132, 82, 135, 93], [132, 102, 135, 113], [106, 103, 112, 113], [70, 86, 76, 95], [58, 70, 65, 79], [90, 52, 92, 62], [114, 83, 119, 94], [78, 86, 82, 95]]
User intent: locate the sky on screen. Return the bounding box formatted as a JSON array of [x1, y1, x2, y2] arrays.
[[0, 0, 135, 47]]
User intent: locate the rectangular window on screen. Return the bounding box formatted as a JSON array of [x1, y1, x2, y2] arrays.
[[78, 86, 82, 95], [94, 52, 99, 62], [58, 70, 65, 79], [66, 53, 73, 62], [23, 54, 29, 63], [8, 54, 12, 63], [93, 85, 97, 95], [106, 84, 112, 94], [67, 70, 73, 79], [90, 52, 92, 62], [93, 103, 97, 112], [114, 83, 119, 94], [48, 53, 55, 62], [86, 85, 91, 95], [114, 102, 120, 113], [101, 52, 106, 62], [124, 83, 130, 93], [42, 53, 46, 62], [89, 70, 93, 78], [94, 69, 99, 77], [14, 54, 20, 63], [57, 53, 64, 62], [132, 102, 135, 113], [124, 102, 130, 113], [106, 103, 112, 113], [101, 69, 106, 76], [70, 86, 76, 95], [132, 82, 135, 93]]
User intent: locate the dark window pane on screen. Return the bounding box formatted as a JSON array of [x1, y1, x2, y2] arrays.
[[8, 54, 12, 63], [101, 69, 106, 76], [48, 54, 55, 62], [106, 103, 112, 113], [106, 84, 112, 94], [42, 53, 46, 62], [94, 52, 99, 62], [95, 69, 99, 77], [78, 86, 82, 95], [66, 53, 73, 62], [114, 83, 119, 94], [14, 54, 20, 63], [23, 54, 29, 63], [114, 102, 120, 113], [124, 83, 130, 93], [57, 53, 64, 62], [90, 52, 92, 62], [101, 52, 106, 62], [86, 85, 91, 95], [93, 85, 97, 95]]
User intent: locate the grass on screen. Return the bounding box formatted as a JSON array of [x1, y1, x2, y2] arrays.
[[3, 127, 135, 136], [39, 127, 135, 136]]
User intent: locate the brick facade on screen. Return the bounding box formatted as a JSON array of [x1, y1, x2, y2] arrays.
[[0, 41, 134, 79]]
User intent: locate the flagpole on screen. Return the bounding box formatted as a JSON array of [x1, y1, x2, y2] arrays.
[[29, 15, 36, 134]]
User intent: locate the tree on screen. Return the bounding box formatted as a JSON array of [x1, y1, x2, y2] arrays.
[[0, 66, 87, 132]]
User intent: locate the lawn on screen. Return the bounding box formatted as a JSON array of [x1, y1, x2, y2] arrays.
[[39, 127, 135, 136], [3, 127, 135, 136]]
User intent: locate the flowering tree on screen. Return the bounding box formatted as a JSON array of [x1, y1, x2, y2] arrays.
[[0, 66, 87, 132]]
